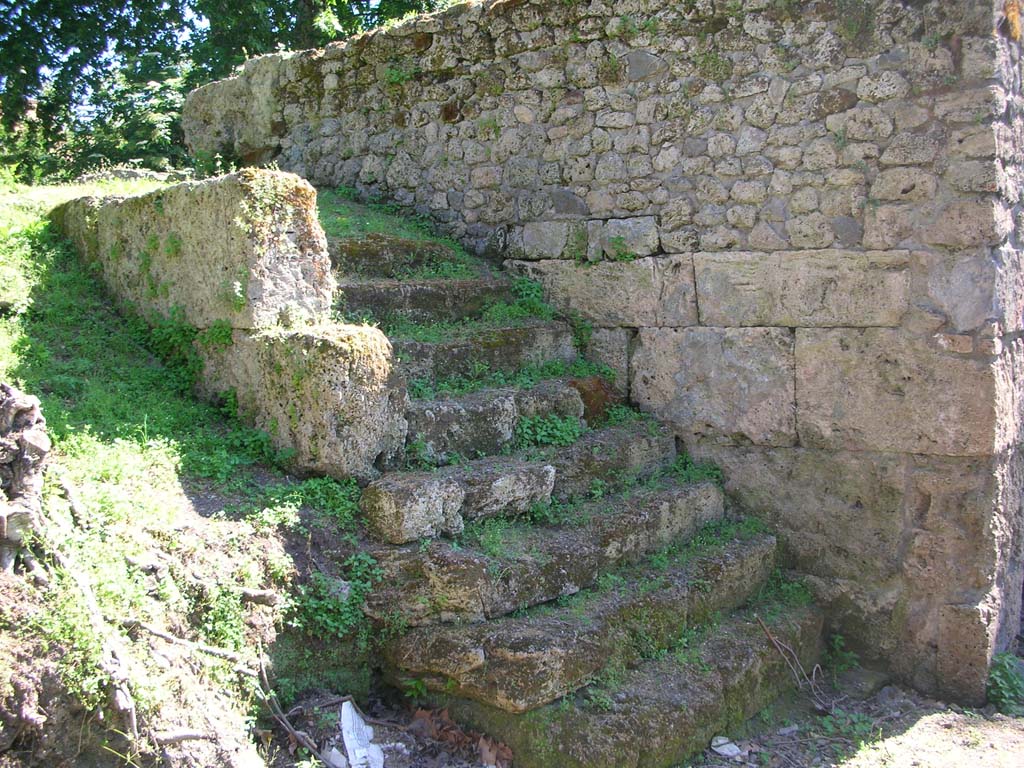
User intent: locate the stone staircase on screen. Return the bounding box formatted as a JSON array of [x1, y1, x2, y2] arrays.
[[323, 204, 823, 767]]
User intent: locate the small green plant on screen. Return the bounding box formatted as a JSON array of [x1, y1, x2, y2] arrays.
[[223, 270, 248, 312], [404, 438, 437, 470], [147, 306, 203, 391], [467, 518, 513, 559], [163, 232, 182, 258], [987, 652, 1024, 714], [605, 235, 637, 262], [824, 634, 860, 682], [401, 677, 429, 701], [569, 312, 593, 353], [525, 497, 583, 527], [383, 62, 420, 85], [287, 553, 383, 648], [667, 454, 724, 486], [566, 225, 589, 264], [831, 125, 849, 150], [612, 15, 640, 39], [585, 656, 627, 711], [673, 625, 712, 671], [836, 0, 875, 46], [597, 53, 624, 84], [196, 319, 234, 351], [817, 708, 879, 758], [922, 32, 943, 51], [195, 585, 246, 652], [477, 116, 501, 139], [695, 50, 732, 80], [600, 404, 647, 427], [515, 413, 585, 448], [752, 568, 814, 621]]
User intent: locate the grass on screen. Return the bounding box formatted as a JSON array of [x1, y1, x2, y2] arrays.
[[378, 276, 557, 341], [317, 186, 481, 280]]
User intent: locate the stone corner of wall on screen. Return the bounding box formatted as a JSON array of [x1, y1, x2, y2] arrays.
[[198, 322, 408, 483]]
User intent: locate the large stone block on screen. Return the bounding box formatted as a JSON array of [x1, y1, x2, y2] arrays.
[[601, 217, 660, 258], [796, 329, 997, 455], [689, 446, 907, 584], [631, 327, 796, 447], [52, 170, 334, 330], [693, 443, 906, 669], [921, 200, 1002, 248], [584, 327, 633, 395], [694, 250, 910, 327], [898, 453, 1008, 701], [183, 53, 288, 163], [197, 324, 408, 482], [916, 248, 999, 333], [506, 256, 697, 327], [519, 220, 571, 260]]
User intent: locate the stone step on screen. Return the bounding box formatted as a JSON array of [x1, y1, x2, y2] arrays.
[[364, 480, 725, 627], [392, 320, 577, 382], [337, 276, 513, 323], [439, 605, 823, 768], [362, 423, 676, 544], [403, 380, 585, 466], [384, 531, 778, 713], [328, 234, 479, 279]]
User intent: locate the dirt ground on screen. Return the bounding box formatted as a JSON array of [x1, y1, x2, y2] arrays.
[[264, 668, 1023, 768], [692, 667, 1024, 768]]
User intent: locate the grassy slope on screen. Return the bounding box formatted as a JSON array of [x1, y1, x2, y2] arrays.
[[0, 180, 370, 765]]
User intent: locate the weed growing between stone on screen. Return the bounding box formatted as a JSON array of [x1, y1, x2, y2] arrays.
[[823, 633, 861, 685], [515, 412, 586, 449], [987, 652, 1024, 714]]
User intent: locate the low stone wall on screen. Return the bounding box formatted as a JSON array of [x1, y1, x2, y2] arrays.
[[52, 170, 407, 480], [51, 169, 334, 328], [182, 0, 1024, 701]]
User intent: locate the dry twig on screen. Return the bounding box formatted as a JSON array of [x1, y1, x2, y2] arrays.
[[756, 616, 839, 714], [255, 654, 333, 767]]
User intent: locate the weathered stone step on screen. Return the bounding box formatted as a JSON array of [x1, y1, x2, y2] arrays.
[[365, 481, 724, 626], [337, 276, 513, 323], [403, 380, 584, 466], [362, 423, 676, 544], [392, 320, 576, 382], [328, 233, 480, 279], [384, 533, 777, 713], [439, 605, 823, 768]]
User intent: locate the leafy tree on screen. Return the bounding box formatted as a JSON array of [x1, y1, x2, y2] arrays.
[[0, 0, 442, 180], [0, 1, 191, 129]]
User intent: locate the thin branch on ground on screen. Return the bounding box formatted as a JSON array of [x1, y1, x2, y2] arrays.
[[255, 653, 333, 767], [757, 615, 841, 714], [286, 696, 407, 731], [120, 618, 257, 676]]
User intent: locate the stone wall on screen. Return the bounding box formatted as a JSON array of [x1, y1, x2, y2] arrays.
[[52, 171, 407, 480], [182, 0, 1024, 701]]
